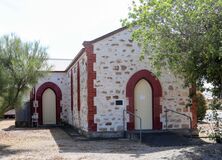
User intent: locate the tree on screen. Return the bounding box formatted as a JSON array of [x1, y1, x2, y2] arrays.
[[0, 34, 50, 115], [122, 0, 222, 97], [196, 91, 207, 121]]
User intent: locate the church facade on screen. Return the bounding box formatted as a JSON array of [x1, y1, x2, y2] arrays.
[[30, 27, 197, 137]]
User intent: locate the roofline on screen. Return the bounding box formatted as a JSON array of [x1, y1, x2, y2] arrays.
[[47, 71, 66, 73], [83, 26, 127, 45], [35, 70, 66, 73], [65, 48, 85, 72], [57, 26, 128, 72]]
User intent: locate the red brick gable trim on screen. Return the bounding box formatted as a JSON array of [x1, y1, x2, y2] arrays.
[[36, 82, 62, 125], [83, 42, 97, 132], [126, 70, 162, 130], [84, 27, 127, 45]]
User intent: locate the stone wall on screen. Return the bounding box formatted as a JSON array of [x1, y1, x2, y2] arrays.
[[79, 53, 88, 131], [93, 29, 191, 132], [66, 70, 73, 125], [67, 52, 88, 131]]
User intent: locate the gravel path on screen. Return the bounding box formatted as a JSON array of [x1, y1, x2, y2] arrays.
[[0, 120, 222, 160]]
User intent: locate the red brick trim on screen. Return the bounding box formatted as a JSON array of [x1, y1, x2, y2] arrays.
[[70, 69, 74, 111], [126, 70, 162, 130], [83, 27, 127, 45], [36, 82, 62, 125], [190, 85, 197, 129], [77, 62, 81, 111], [83, 42, 97, 132]]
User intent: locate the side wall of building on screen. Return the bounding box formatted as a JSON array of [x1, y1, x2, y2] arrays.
[[67, 52, 88, 131], [93, 29, 192, 132]]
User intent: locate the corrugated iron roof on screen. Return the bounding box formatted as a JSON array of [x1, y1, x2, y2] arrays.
[[4, 109, 15, 115]]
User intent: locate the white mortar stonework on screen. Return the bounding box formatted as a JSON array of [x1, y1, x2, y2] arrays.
[[67, 52, 88, 131], [66, 70, 72, 125], [73, 65, 80, 128], [79, 53, 88, 131], [34, 72, 69, 122], [93, 29, 191, 132]]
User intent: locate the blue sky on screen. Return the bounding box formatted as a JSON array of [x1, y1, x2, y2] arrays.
[[0, 0, 132, 70]]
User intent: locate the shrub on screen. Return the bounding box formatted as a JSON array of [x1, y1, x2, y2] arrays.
[[196, 91, 207, 121], [209, 99, 222, 143]]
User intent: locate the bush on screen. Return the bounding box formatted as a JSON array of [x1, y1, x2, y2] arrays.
[[196, 91, 207, 121], [209, 99, 222, 143]]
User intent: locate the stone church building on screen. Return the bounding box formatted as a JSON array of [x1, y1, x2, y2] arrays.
[[30, 27, 197, 137]]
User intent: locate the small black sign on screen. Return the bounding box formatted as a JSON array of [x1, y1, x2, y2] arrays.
[[116, 100, 123, 105]]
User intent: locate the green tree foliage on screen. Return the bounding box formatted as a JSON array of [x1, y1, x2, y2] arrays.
[[209, 99, 222, 143], [196, 91, 207, 121], [0, 34, 50, 115], [209, 99, 222, 110], [122, 0, 222, 97]]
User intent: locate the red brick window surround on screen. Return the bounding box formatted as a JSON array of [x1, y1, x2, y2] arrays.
[[35, 82, 62, 125], [126, 70, 163, 130]]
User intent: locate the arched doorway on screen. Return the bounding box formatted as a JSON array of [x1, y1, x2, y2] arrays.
[[36, 82, 62, 125], [134, 79, 152, 129], [126, 70, 162, 130], [42, 88, 56, 124]]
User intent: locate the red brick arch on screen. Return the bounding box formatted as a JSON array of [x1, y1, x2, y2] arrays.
[[126, 70, 162, 130], [36, 82, 62, 125]]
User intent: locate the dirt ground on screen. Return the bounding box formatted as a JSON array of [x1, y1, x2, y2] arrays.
[[0, 120, 222, 160]]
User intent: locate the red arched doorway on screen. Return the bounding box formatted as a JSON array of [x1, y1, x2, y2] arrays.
[[126, 70, 162, 130], [36, 82, 62, 125]]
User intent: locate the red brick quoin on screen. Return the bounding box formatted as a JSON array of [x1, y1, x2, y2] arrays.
[[126, 70, 163, 130], [36, 82, 62, 125], [83, 42, 97, 132]]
